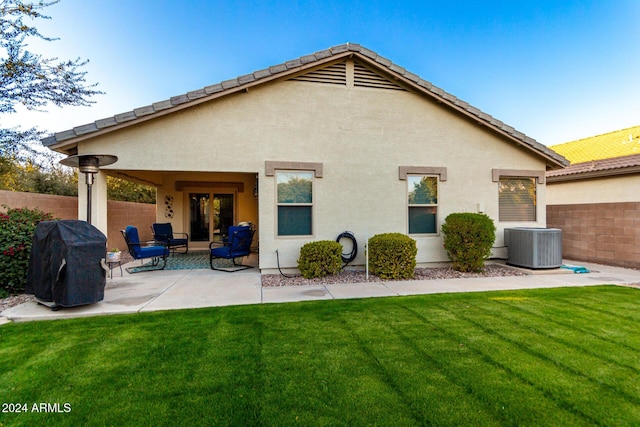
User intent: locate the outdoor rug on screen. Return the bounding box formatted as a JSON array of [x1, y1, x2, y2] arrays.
[[126, 251, 248, 273]]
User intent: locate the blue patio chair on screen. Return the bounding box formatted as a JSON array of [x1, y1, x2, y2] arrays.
[[209, 225, 254, 271], [151, 222, 189, 254], [121, 226, 170, 272]]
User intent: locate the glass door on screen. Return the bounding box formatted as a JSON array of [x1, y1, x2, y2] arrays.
[[189, 193, 210, 242], [213, 194, 234, 242], [188, 191, 235, 247]]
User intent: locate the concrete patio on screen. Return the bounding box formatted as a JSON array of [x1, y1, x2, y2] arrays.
[[2, 259, 640, 323]]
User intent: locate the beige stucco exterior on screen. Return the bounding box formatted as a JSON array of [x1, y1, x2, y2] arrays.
[[69, 58, 552, 271], [547, 174, 640, 205]]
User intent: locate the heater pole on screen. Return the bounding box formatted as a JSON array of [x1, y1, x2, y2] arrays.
[[85, 172, 94, 224], [59, 154, 118, 227]]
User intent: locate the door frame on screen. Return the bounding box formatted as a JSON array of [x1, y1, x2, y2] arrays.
[[183, 187, 238, 250]]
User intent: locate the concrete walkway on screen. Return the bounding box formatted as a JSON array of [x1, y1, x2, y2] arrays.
[[2, 260, 640, 323]]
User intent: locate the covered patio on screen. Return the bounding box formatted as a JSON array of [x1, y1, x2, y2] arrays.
[[106, 169, 260, 254]]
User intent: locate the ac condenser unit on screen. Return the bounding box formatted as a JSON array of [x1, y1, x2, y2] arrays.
[[504, 228, 563, 269]]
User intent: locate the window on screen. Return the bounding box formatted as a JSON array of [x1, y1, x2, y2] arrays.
[[276, 171, 313, 236], [499, 177, 536, 221], [408, 175, 438, 234]]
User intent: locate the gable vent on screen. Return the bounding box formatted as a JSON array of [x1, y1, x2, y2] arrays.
[[289, 61, 346, 85], [354, 61, 406, 91]]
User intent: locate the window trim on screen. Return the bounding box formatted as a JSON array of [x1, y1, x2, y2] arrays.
[[400, 166, 445, 236], [266, 161, 323, 177], [491, 169, 546, 223], [491, 169, 544, 184], [399, 166, 447, 181], [274, 169, 315, 237], [407, 174, 439, 235]]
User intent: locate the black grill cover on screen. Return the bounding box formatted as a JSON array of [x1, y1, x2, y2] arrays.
[[26, 220, 107, 307]]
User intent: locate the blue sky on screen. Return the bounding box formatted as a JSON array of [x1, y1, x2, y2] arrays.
[[6, 0, 640, 146]]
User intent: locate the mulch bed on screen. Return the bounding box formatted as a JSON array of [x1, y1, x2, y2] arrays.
[[261, 264, 527, 287]]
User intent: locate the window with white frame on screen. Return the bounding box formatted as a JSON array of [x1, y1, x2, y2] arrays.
[[276, 171, 313, 236], [498, 177, 536, 221], [407, 175, 438, 234]]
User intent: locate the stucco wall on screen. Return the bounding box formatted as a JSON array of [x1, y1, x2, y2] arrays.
[[77, 65, 549, 270], [0, 190, 155, 251], [547, 174, 640, 205]]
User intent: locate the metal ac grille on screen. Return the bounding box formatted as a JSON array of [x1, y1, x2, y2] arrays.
[[289, 61, 346, 85], [354, 62, 406, 91], [505, 228, 563, 269]]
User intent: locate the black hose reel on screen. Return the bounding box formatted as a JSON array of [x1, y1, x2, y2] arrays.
[[277, 231, 358, 278], [336, 231, 357, 267]]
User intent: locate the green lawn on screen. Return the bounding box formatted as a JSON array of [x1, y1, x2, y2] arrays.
[[2, 285, 640, 426]]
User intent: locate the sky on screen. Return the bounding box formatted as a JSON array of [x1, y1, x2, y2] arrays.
[[4, 0, 640, 147]]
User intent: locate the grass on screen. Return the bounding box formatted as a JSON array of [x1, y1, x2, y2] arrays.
[[1, 285, 640, 426]]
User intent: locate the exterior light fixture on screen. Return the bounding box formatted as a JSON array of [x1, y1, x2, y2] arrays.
[[253, 174, 259, 198], [59, 154, 118, 224]]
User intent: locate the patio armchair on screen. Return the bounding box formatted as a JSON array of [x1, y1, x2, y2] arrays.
[[209, 225, 254, 272], [121, 225, 170, 272], [219, 221, 256, 245], [151, 222, 189, 254]]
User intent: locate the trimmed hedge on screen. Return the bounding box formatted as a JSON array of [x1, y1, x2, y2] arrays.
[[368, 233, 417, 280], [298, 240, 342, 279], [0, 206, 55, 294], [441, 213, 496, 273]]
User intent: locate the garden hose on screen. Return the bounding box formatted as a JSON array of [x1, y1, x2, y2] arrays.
[[276, 231, 358, 278], [336, 231, 357, 267], [276, 249, 296, 278]]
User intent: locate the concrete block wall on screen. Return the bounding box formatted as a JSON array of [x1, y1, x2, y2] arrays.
[[547, 202, 640, 269], [0, 190, 156, 252], [0, 189, 78, 220], [106, 200, 156, 250]]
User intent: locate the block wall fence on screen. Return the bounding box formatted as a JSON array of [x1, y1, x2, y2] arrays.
[[0, 190, 156, 250], [547, 202, 640, 269]]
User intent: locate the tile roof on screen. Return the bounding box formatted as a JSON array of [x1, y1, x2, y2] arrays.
[[42, 43, 567, 168], [549, 125, 640, 163], [546, 152, 640, 182]]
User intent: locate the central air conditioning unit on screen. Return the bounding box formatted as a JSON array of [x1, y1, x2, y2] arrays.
[[504, 228, 563, 269]]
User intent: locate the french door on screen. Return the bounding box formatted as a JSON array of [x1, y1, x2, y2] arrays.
[[187, 191, 235, 248]]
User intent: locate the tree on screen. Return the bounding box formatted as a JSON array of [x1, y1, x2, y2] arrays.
[[0, 2, 158, 204], [277, 176, 312, 203], [0, 0, 101, 159], [0, 155, 77, 194], [107, 176, 156, 204], [408, 176, 437, 204]]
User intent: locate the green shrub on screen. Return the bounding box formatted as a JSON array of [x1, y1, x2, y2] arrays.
[[368, 233, 417, 280], [0, 206, 54, 294], [441, 213, 496, 273], [298, 240, 342, 279]]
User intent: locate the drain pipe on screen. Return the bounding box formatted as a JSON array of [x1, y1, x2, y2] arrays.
[[365, 236, 369, 281]]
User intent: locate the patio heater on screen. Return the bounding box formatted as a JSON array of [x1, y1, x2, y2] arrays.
[[60, 154, 118, 224]]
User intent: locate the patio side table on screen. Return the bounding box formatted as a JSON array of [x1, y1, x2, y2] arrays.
[[107, 260, 123, 278]]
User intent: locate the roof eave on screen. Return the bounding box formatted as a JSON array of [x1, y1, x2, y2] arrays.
[[547, 165, 640, 182], [43, 43, 569, 169], [44, 49, 358, 155]]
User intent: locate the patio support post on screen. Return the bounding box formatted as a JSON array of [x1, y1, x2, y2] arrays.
[[77, 170, 109, 235], [60, 154, 117, 237]]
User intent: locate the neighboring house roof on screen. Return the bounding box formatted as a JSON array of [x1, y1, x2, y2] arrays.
[[42, 43, 567, 169], [546, 153, 640, 182], [549, 125, 640, 163]]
